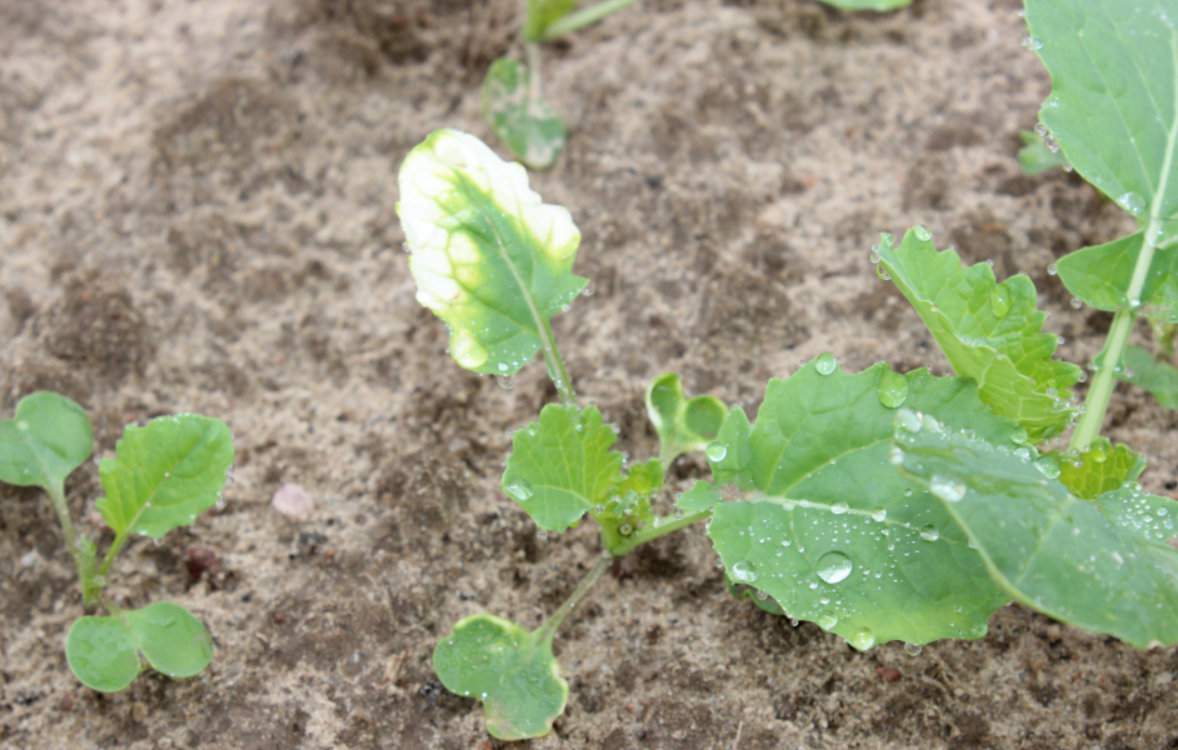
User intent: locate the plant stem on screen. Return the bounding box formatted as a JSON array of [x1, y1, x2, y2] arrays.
[[608, 509, 710, 557], [541, 0, 639, 40], [44, 483, 93, 604], [526, 41, 543, 107], [533, 552, 611, 645], [541, 319, 578, 406], [97, 531, 128, 581]]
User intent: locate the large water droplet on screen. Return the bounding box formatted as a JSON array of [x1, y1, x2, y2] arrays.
[[817, 614, 839, 630], [1117, 192, 1145, 216], [731, 560, 758, 583], [913, 225, 932, 242], [1034, 456, 1061, 479], [877, 369, 909, 409], [919, 525, 940, 542], [989, 286, 1012, 319], [706, 443, 728, 462], [815, 353, 838, 376], [850, 627, 876, 651], [505, 480, 534, 501], [816, 551, 854, 584], [895, 408, 922, 433], [831, 502, 849, 515], [929, 475, 966, 503]]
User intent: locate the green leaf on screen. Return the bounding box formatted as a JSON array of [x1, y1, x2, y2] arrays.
[[1017, 129, 1068, 175], [66, 602, 213, 692], [501, 404, 624, 532], [481, 58, 567, 170], [1054, 438, 1146, 499], [677, 480, 723, 513], [645, 373, 728, 463], [96, 415, 234, 540], [705, 361, 1012, 649], [816, 0, 911, 10], [877, 227, 1082, 443], [894, 414, 1178, 647], [1026, 0, 1178, 242], [524, 0, 577, 41], [433, 614, 566, 741], [397, 129, 585, 376], [1122, 344, 1178, 408], [1056, 232, 1178, 317], [0, 392, 92, 493]]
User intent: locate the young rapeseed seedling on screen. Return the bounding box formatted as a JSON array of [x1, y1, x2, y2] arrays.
[[399, 0, 1177, 739], [0, 392, 233, 692]]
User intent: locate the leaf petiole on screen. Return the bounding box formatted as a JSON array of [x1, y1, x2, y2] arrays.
[[533, 552, 611, 645], [44, 482, 96, 606], [607, 509, 710, 557], [539, 0, 638, 41]]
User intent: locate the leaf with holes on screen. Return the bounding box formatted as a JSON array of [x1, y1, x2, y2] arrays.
[[895, 413, 1178, 647], [397, 129, 585, 377], [705, 359, 1012, 649], [96, 415, 234, 540], [646, 372, 728, 465], [1017, 129, 1068, 175], [0, 392, 92, 495], [877, 227, 1082, 442]]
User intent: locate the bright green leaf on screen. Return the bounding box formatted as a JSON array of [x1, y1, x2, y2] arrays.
[[1017, 129, 1068, 175], [1054, 438, 1146, 499], [524, 0, 577, 41], [1122, 344, 1178, 408], [1057, 232, 1178, 317], [677, 480, 723, 513], [481, 58, 567, 170], [1026, 0, 1178, 243], [895, 414, 1178, 648], [645, 373, 728, 464], [705, 361, 1012, 649], [397, 129, 585, 376], [502, 404, 624, 532], [433, 614, 566, 741], [66, 602, 213, 693], [0, 392, 92, 494], [877, 227, 1082, 442], [96, 415, 234, 540], [816, 0, 911, 10]]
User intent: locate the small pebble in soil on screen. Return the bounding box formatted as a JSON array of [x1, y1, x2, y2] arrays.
[[272, 482, 314, 519]]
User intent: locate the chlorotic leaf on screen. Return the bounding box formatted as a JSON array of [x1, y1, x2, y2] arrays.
[[816, 0, 911, 10], [66, 602, 213, 692], [705, 360, 1012, 649], [1026, 0, 1178, 243], [1054, 438, 1146, 499], [1122, 344, 1178, 409], [877, 227, 1082, 442], [645, 373, 728, 464], [895, 414, 1178, 648], [1017, 129, 1068, 175], [397, 129, 585, 376], [502, 405, 624, 532], [481, 58, 567, 170], [96, 415, 234, 540], [524, 0, 577, 41], [433, 614, 566, 741], [1057, 232, 1178, 316], [0, 392, 92, 494]]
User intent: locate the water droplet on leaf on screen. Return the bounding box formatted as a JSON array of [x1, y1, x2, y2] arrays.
[[877, 369, 909, 409], [929, 475, 966, 503], [506, 480, 534, 501], [731, 560, 758, 583], [816, 551, 854, 584], [706, 443, 728, 462], [815, 353, 838, 376]]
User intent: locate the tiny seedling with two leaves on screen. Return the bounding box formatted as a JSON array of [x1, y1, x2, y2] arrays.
[[399, 0, 1178, 740], [0, 392, 233, 692], [486, 0, 910, 170]]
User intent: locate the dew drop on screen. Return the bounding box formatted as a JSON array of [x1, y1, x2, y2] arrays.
[[817, 614, 839, 630], [903, 642, 923, 656], [505, 480, 534, 501], [706, 443, 728, 462], [877, 369, 909, 409], [913, 225, 932, 242], [815, 352, 838, 376], [989, 286, 1012, 319], [850, 627, 876, 651], [895, 408, 922, 433], [731, 560, 758, 583], [871, 509, 887, 523], [929, 475, 966, 503], [1021, 35, 1044, 50], [1009, 427, 1029, 445], [888, 446, 905, 466], [1046, 262, 1058, 276], [1117, 192, 1145, 216], [919, 525, 940, 542], [1034, 456, 1061, 479], [816, 551, 854, 584], [495, 376, 514, 391], [831, 502, 849, 516]]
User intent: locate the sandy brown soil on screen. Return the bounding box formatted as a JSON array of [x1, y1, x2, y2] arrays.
[[2, 0, 1177, 748]]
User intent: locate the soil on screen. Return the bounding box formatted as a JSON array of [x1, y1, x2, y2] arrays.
[[2, 0, 1177, 748]]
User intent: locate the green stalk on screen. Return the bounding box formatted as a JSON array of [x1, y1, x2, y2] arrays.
[[607, 509, 710, 557], [540, 0, 639, 40], [533, 552, 611, 645], [44, 482, 97, 605]]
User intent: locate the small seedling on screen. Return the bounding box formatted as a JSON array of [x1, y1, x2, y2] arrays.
[[399, 0, 1177, 740], [485, 0, 910, 169], [0, 392, 234, 692]]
